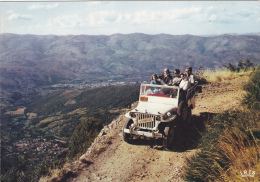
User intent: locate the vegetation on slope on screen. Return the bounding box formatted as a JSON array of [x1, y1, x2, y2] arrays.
[[26, 84, 139, 117], [25, 84, 139, 140], [185, 67, 260, 181], [1, 84, 139, 182]]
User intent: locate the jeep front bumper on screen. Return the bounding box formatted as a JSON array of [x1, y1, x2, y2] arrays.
[[123, 128, 163, 138]]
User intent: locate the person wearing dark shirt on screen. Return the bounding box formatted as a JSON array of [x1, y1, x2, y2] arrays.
[[163, 68, 173, 85], [158, 74, 165, 85]]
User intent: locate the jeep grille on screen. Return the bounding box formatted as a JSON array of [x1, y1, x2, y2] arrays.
[[136, 113, 156, 129]]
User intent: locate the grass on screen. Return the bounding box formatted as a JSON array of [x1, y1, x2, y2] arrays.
[[185, 109, 260, 182], [195, 67, 251, 84], [201, 68, 254, 83], [217, 129, 259, 181], [185, 68, 260, 181]]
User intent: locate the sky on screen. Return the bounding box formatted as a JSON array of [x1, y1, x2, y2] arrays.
[[1, 1, 260, 36]]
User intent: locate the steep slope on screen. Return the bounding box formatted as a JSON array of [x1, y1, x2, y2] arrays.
[[49, 76, 249, 182], [23, 84, 139, 141]]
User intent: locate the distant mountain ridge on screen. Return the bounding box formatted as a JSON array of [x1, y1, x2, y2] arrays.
[[0, 33, 260, 98]]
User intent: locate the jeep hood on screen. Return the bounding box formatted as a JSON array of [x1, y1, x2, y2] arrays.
[[131, 102, 177, 115]]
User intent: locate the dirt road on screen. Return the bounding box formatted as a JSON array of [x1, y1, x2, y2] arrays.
[[67, 77, 248, 182]]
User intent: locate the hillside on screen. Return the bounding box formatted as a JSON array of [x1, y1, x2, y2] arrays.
[[42, 73, 258, 182], [1, 33, 260, 106], [1, 84, 140, 182]]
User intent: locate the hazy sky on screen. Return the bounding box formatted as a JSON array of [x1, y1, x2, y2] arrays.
[[1, 1, 260, 36]]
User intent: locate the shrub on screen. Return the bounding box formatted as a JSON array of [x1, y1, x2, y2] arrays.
[[223, 58, 254, 72]]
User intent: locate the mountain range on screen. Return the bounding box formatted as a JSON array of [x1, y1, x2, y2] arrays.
[[0, 33, 260, 106]]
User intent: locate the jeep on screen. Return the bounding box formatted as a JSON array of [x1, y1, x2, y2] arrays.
[[123, 81, 201, 149]]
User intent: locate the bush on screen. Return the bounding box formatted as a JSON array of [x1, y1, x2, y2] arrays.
[[224, 58, 254, 72]]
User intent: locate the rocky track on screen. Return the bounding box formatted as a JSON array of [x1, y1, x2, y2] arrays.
[[65, 77, 248, 182]]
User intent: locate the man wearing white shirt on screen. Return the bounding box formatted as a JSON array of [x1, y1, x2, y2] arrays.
[[185, 67, 195, 85], [179, 73, 191, 101], [179, 73, 191, 90]]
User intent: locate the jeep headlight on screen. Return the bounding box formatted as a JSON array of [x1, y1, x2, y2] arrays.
[[156, 115, 161, 121], [130, 112, 136, 118], [162, 115, 166, 120], [167, 112, 171, 117], [156, 115, 167, 121]]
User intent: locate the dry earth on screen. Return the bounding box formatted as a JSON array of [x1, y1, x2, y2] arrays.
[[60, 76, 249, 182]]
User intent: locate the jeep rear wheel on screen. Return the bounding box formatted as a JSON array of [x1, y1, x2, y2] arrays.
[[123, 118, 134, 144], [187, 107, 192, 124]]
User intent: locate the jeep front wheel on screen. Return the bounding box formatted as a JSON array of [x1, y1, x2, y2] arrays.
[[178, 101, 188, 122], [123, 118, 134, 144], [163, 124, 174, 149]]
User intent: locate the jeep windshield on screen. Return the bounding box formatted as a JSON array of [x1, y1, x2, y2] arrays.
[[140, 84, 179, 99]]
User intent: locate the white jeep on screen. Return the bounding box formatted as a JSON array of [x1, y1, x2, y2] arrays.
[[123, 82, 200, 149]]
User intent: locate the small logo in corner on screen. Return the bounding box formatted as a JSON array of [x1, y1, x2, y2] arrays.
[[240, 170, 255, 178]]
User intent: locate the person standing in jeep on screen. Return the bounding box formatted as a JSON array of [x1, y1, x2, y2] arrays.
[[185, 67, 195, 85], [179, 73, 191, 102], [180, 73, 191, 91]]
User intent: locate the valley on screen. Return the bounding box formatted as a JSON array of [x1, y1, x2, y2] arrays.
[[1, 33, 260, 108], [1, 84, 140, 181]]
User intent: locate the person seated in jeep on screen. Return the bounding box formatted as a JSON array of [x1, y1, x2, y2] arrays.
[[150, 74, 162, 94], [158, 74, 165, 85], [150, 74, 161, 85], [163, 68, 173, 85], [172, 69, 182, 86]]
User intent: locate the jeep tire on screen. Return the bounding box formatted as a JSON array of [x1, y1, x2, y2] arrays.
[[163, 123, 174, 149], [123, 118, 134, 144], [187, 106, 192, 124], [178, 101, 188, 122]]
